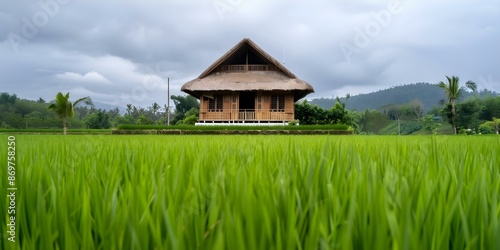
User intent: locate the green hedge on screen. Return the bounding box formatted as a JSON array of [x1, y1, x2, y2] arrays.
[[0, 129, 112, 134], [112, 130, 354, 135], [117, 124, 352, 131]]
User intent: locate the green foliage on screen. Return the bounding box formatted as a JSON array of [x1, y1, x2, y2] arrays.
[[426, 105, 443, 116], [294, 100, 326, 125], [171, 95, 199, 124], [479, 123, 494, 134], [307, 83, 495, 135], [479, 96, 500, 121], [329, 98, 350, 124], [378, 121, 422, 135], [400, 122, 422, 134], [380, 103, 412, 120], [479, 118, 500, 134], [494, 118, 500, 133], [360, 109, 390, 133], [111, 115, 135, 128], [1, 135, 499, 249], [421, 114, 442, 134], [310, 83, 449, 111], [0, 92, 17, 104], [288, 120, 299, 126], [294, 97, 353, 126], [47, 92, 94, 134], [2, 89, 497, 136], [151, 102, 161, 116], [84, 110, 111, 129], [117, 124, 351, 131], [181, 115, 198, 125], [137, 115, 153, 125], [47, 92, 93, 120], [0, 94, 60, 129], [437, 76, 477, 134], [409, 99, 425, 121], [455, 100, 483, 131], [175, 107, 200, 125], [184, 107, 199, 118], [458, 128, 473, 135], [0, 128, 111, 134]]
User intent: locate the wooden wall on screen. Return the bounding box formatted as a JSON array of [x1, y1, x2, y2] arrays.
[[199, 91, 295, 121]]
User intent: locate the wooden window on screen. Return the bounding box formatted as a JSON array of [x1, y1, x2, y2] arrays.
[[257, 95, 262, 110], [232, 95, 237, 111], [270, 95, 285, 112], [208, 95, 223, 112]]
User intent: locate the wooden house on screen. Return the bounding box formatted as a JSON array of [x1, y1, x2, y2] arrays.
[[181, 38, 314, 124]]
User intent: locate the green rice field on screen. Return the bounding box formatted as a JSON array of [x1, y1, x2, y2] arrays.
[[1, 135, 499, 249]]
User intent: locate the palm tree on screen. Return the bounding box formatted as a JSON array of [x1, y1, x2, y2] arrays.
[[438, 76, 477, 134], [151, 102, 160, 118], [126, 104, 132, 116], [47, 92, 93, 135]]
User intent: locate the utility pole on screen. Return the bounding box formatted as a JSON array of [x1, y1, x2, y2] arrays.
[[167, 77, 170, 126]]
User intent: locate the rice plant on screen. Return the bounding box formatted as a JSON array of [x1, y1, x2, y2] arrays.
[[1, 135, 499, 249]]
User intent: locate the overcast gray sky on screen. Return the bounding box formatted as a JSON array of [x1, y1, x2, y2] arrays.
[[1, 0, 499, 108]]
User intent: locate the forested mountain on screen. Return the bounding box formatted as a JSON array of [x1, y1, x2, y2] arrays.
[[310, 83, 498, 111]]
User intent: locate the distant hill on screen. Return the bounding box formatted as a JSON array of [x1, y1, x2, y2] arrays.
[[310, 83, 498, 112], [93, 102, 126, 114], [72, 101, 126, 114]]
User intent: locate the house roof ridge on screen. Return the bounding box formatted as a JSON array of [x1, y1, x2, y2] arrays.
[[197, 38, 297, 79]]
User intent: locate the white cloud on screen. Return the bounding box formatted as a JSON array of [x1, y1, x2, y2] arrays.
[[0, 0, 499, 107], [55, 71, 111, 84]]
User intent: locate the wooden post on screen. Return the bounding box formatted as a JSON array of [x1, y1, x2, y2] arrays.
[[167, 78, 170, 126]]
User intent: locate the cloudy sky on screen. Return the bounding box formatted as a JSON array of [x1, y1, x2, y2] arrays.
[[1, 0, 499, 108]]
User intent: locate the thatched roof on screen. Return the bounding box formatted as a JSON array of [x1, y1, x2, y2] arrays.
[[181, 38, 314, 101]]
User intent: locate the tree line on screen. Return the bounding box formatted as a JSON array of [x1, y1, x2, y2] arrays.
[[295, 76, 499, 134], [0, 92, 200, 130], [2, 75, 498, 135]]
